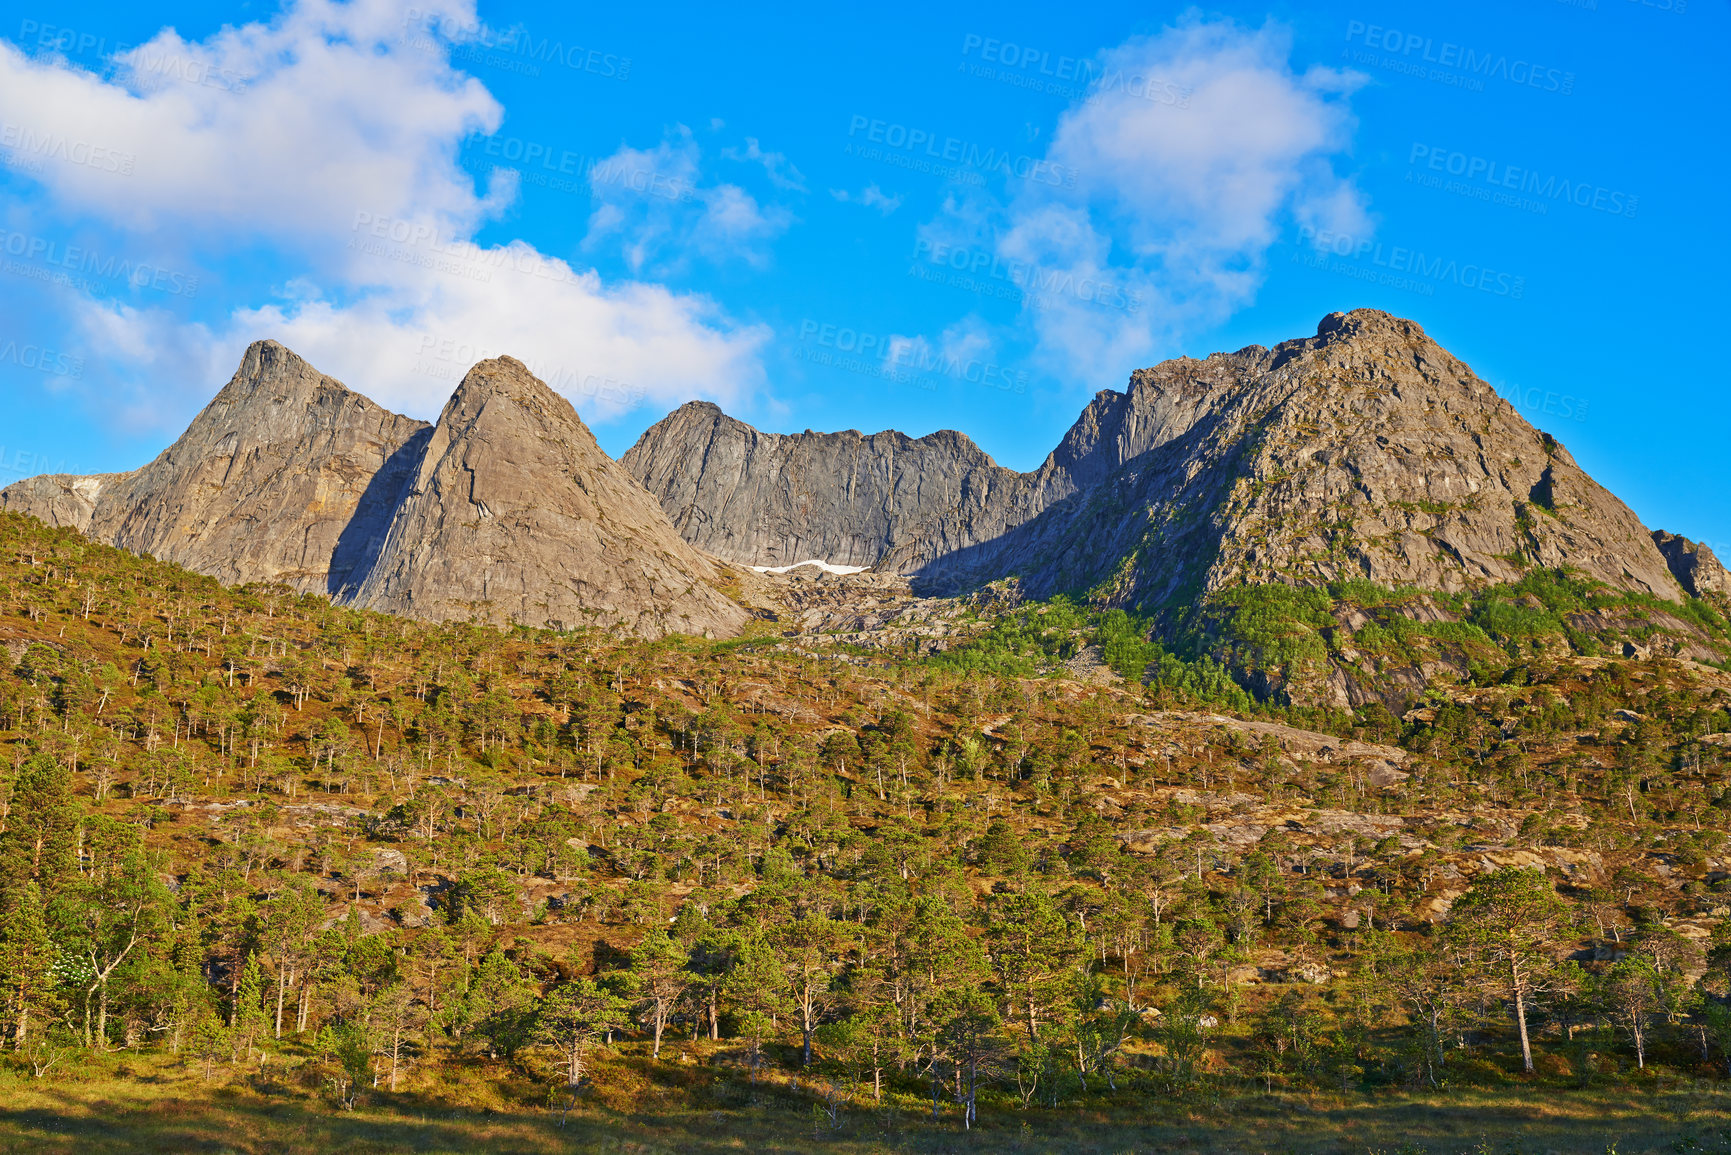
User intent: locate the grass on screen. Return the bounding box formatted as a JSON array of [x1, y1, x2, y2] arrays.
[[5, 1053, 1731, 1154]]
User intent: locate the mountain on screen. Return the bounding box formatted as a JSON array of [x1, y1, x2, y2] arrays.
[[346, 356, 749, 637], [2, 344, 748, 638], [620, 401, 1045, 574], [0, 341, 429, 593], [627, 310, 1689, 608], [5, 309, 1710, 655], [1651, 530, 1731, 607]]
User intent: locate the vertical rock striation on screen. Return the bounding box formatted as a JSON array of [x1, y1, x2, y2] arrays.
[[626, 310, 1691, 607], [1, 341, 429, 593], [337, 356, 750, 637]]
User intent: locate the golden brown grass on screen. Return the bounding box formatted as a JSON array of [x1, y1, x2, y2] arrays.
[[3, 1051, 1731, 1155]]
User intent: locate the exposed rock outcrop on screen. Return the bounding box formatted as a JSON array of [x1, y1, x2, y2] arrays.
[[345, 356, 749, 638], [2, 344, 749, 638], [1652, 531, 1731, 604], [628, 310, 1689, 607], [620, 402, 1044, 574], [1, 341, 429, 594]]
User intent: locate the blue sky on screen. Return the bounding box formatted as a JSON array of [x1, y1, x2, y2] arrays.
[[1, 0, 1726, 553]]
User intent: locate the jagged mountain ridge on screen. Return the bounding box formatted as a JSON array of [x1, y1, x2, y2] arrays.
[[347, 356, 748, 637], [3, 309, 1717, 647], [619, 341, 1226, 581], [628, 310, 1697, 607], [0, 341, 430, 594], [1, 343, 748, 637]]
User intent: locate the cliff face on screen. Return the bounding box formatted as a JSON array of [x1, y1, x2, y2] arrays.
[[0, 341, 429, 594], [2, 310, 1703, 646], [626, 310, 1688, 607], [2, 345, 749, 638], [346, 357, 748, 637], [620, 402, 1045, 573], [1652, 531, 1731, 607], [984, 310, 1683, 607]]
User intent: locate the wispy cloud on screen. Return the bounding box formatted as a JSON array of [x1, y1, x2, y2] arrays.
[[830, 183, 903, 215], [721, 136, 807, 192], [925, 16, 1367, 386], [0, 0, 771, 431], [585, 127, 795, 276]]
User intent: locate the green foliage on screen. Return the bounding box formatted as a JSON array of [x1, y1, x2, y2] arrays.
[[1, 508, 1728, 1129], [928, 596, 1093, 677]]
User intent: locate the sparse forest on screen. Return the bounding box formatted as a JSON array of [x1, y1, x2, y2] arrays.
[[4, 509, 1731, 1153]]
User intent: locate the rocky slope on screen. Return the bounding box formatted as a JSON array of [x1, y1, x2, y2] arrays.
[[2, 344, 749, 638], [0, 341, 429, 594], [621, 402, 1046, 573], [1652, 531, 1731, 607], [628, 310, 1692, 608], [347, 357, 749, 637], [621, 364, 1227, 583]]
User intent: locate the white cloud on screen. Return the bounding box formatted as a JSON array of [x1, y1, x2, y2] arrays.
[[1047, 20, 1366, 259], [830, 183, 903, 215], [0, 0, 506, 241], [883, 333, 930, 373], [934, 16, 1367, 385], [720, 136, 806, 192], [884, 316, 1001, 379], [584, 128, 794, 275], [76, 244, 770, 426], [0, 0, 772, 433]]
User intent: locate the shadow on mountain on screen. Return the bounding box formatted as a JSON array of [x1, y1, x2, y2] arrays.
[[905, 408, 1236, 610], [327, 427, 431, 600]]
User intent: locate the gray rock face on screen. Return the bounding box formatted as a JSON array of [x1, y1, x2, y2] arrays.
[[1015, 310, 1682, 605], [347, 357, 749, 638], [1652, 531, 1731, 603], [0, 472, 117, 534], [1, 341, 429, 594], [627, 310, 1688, 606], [3, 343, 750, 638], [621, 401, 1047, 573]]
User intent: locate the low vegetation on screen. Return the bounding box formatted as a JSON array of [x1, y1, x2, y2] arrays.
[[3, 511, 1731, 1151]]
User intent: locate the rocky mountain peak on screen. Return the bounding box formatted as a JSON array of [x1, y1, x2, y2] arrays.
[[1652, 531, 1731, 605], [627, 309, 1693, 613], [445, 354, 561, 412], [2, 345, 753, 639], [2, 343, 430, 593], [350, 357, 749, 637], [221, 339, 320, 397], [1314, 306, 1424, 345]]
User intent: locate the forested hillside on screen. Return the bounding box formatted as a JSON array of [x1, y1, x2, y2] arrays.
[[4, 510, 1731, 1151]]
